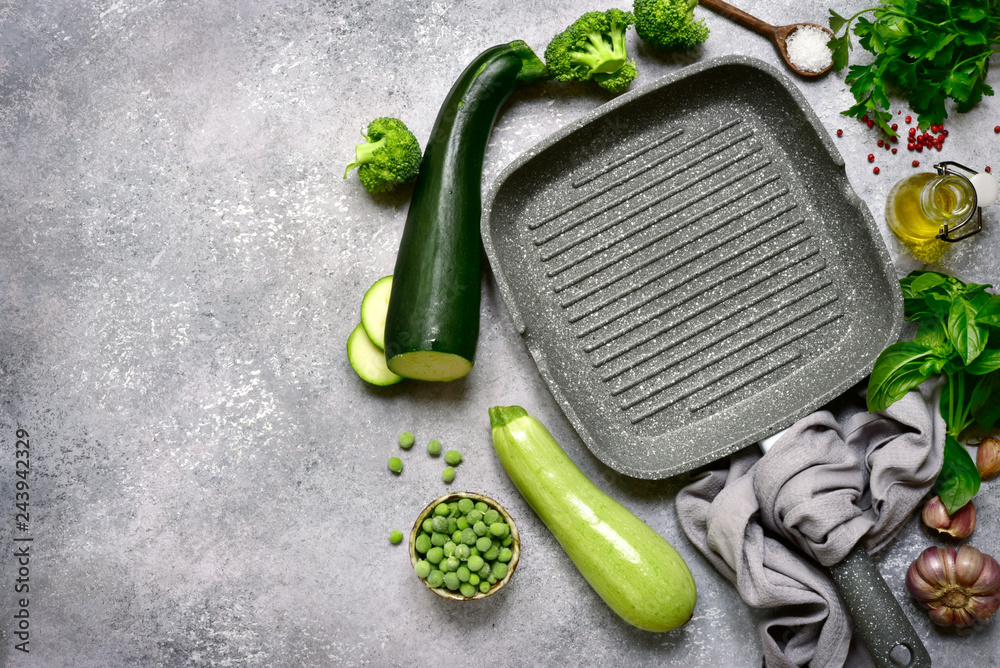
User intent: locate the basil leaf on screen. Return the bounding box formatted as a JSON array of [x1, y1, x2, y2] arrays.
[[901, 270, 950, 297], [913, 317, 948, 348], [866, 341, 935, 412], [976, 295, 1000, 328], [966, 350, 1000, 375], [935, 435, 980, 515], [947, 297, 987, 365], [972, 375, 1000, 431]]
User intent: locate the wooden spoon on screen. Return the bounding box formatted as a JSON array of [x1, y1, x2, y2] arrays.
[[699, 0, 833, 77]]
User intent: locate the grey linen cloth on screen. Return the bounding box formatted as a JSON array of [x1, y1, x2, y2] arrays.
[[676, 383, 945, 668]]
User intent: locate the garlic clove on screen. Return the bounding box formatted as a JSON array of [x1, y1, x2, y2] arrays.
[[977, 436, 1000, 480], [956, 544, 987, 586], [921, 495, 976, 539]]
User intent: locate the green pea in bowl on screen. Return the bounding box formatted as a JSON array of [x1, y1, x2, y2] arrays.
[[409, 491, 521, 601]]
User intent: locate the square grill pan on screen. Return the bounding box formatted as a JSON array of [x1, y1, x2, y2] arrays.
[[482, 56, 902, 479]]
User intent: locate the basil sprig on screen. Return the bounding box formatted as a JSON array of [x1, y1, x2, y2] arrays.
[[868, 270, 1000, 513]]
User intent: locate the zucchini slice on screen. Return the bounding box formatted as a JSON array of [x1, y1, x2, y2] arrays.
[[347, 323, 403, 386], [360, 275, 393, 350], [384, 41, 549, 382]]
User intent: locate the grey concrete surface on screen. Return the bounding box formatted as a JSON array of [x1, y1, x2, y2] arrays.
[[0, 1, 997, 666]]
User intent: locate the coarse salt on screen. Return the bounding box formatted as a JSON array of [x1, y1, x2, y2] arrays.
[[785, 25, 832, 73]]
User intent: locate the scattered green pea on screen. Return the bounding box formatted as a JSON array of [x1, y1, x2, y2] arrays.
[[442, 467, 456, 483], [390, 530, 404, 544], [427, 439, 442, 456], [388, 456, 403, 474], [398, 431, 415, 449], [427, 570, 444, 588], [460, 583, 477, 598], [414, 534, 431, 554], [415, 560, 431, 579], [444, 450, 463, 466]]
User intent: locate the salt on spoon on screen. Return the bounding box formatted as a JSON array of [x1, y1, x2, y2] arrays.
[[699, 0, 834, 77]]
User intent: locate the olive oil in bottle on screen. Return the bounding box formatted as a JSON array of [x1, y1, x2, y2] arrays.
[[885, 172, 976, 264]]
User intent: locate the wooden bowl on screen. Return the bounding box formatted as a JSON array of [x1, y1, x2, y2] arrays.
[[409, 491, 521, 600]]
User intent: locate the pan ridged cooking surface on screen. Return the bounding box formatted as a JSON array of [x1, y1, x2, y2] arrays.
[[482, 57, 902, 479]]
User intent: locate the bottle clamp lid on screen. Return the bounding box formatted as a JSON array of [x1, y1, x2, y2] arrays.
[[933, 161, 992, 242]]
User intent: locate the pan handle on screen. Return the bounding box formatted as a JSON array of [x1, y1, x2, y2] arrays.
[[828, 546, 931, 668]]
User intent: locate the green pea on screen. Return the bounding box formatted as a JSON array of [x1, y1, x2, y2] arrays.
[[460, 528, 478, 546], [454, 544, 471, 560], [434, 503, 450, 517], [451, 530, 463, 544], [474, 502, 488, 513], [426, 547, 444, 564], [443, 572, 461, 591], [421, 518, 433, 533], [427, 439, 442, 456], [484, 509, 500, 525], [492, 562, 509, 580], [476, 536, 492, 552], [427, 570, 444, 588], [466, 509, 483, 524], [487, 575, 497, 585], [442, 542, 456, 557], [430, 532, 448, 547], [447, 502, 459, 516], [489, 522, 506, 538], [498, 547, 512, 563], [502, 536, 512, 547], [414, 534, 431, 554], [456, 517, 469, 530], [444, 556, 461, 573], [467, 555, 485, 572], [483, 545, 499, 561], [457, 498, 475, 514], [398, 431, 415, 449], [460, 582, 477, 598], [473, 521, 488, 537], [447, 519, 459, 534], [479, 581, 491, 593], [444, 450, 463, 466], [414, 560, 431, 579], [478, 564, 492, 579], [468, 546, 480, 558], [431, 516, 449, 533], [442, 467, 456, 483], [457, 566, 471, 583], [468, 573, 480, 586], [388, 456, 403, 474]]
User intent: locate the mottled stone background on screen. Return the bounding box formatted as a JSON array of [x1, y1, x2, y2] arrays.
[[1, 1, 997, 666]]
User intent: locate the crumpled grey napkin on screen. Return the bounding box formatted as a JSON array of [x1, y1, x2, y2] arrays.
[[676, 383, 945, 668]]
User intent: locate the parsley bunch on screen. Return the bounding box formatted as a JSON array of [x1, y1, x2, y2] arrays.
[[867, 271, 1000, 513], [829, 0, 1000, 136]]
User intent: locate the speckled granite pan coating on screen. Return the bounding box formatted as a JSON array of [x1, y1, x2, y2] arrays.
[[483, 56, 902, 479]]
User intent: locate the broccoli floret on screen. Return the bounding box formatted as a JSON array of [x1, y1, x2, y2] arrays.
[[634, 0, 709, 52], [344, 117, 421, 194], [544, 9, 638, 94]]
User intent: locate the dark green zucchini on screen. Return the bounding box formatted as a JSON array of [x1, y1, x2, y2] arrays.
[[384, 41, 549, 381]]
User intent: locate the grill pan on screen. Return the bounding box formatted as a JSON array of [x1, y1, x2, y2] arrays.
[[482, 55, 902, 480], [482, 56, 931, 668]]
